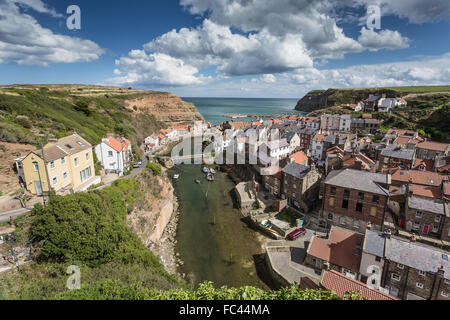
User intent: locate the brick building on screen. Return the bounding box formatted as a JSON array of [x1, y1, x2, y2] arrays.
[[323, 169, 390, 233], [378, 147, 415, 172]]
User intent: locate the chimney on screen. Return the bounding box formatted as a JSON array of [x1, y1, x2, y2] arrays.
[[386, 174, 392, 186], [355, 159, 362, 171]]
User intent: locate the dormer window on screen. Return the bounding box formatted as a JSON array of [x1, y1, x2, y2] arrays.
[[66, 144, 73, 150]]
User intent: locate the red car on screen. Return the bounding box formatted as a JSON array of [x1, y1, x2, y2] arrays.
[[287, 228, 306, 240]]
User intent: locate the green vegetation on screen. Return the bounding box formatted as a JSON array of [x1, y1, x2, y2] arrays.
[[277, 208, 304, 227], [56, 281, 352, 300], [146, 162, 162, 176], [0, 86, 166, 147]]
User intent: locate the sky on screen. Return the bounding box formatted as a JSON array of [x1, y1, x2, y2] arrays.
[[0, 0, 449, 98]]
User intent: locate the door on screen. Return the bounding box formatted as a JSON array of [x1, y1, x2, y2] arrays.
[[422, 225, 429, 234], [34, 181, 43, 196]]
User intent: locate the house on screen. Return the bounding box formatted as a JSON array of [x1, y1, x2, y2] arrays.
[[381, 235, 450, 300], [378, 97, 396, 113], [311, 133, 328, 163], [17, 134, 100, 195], [359, 229, 387, 289], [262, 166, 282, 197], [171, 125, 190, 137], [304, 226, 365, 279], [282, 132, 301, 153], [378, 147, 416, 172], [264, 139, 290, 160], [415, 141, 450, 160], [281, 162, 321, 211], [323, 169, 390, 233], [289, 151, 308, 166], [363, 119, 381, 134], [320, 114, 351, 132], [392, 135, 424, 149], [363, 95, 380, 112], [320, 269, 397, 300], [287, 126, 317, 152], [144, 134, 159, 151], [94, 136, 132, 175], [234, 181, 257, 209]]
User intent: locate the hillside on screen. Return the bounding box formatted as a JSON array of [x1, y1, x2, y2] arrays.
[[294, 86, 450, 113], [0, 84, 203, 148]]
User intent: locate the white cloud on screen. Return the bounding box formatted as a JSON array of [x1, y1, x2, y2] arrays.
[[109, 51, 206, 87], [358, 27, 410, 51], [0, 0, 104, 66]]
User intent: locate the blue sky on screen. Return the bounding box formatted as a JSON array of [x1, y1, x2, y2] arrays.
[[0, 0, 449, 98]]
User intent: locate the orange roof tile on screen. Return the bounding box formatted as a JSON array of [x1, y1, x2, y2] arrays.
[[290, 151, 308, 165], [410, 184, 442, 199], [307, 227, 364, 272], [392, 170, 448, 186], [417, 141, 449, 152], [104, 137, 123, 153], [412, 158, 434, 171], [321, 270, 397, 300]]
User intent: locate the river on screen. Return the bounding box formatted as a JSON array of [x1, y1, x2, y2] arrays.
[[170, 164, 270, 289]]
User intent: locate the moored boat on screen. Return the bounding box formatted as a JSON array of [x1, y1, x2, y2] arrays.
[[202, 167, 210, 174], [194, 179, 201, 184], [173, 174, 180, 179], [206, 173, 214, 181]]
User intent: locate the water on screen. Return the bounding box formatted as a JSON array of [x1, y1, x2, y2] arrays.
[[171, 165, 269, 289], [182, 97, 302, 125]]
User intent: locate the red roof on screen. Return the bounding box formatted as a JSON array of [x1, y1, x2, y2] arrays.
[[412, 158, 434, 171], [321, 270, 397, 300], [362, 114, 372, 119], [410, 184, 442, 199], [307, 227, 364, 272], [290, 151, 308, 165], [104, 137, 123, 153], [417, 141, 449, 152], [392, 170, 447, 186], [171, 125, 189, 131]]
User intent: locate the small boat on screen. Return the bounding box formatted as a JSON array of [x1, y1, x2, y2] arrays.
[[206, 173, 214, 181], [173, 174, 180, 179], [203, 167, 210, 174], [194, 179, 201, 184], [210, 168, 216, 174]]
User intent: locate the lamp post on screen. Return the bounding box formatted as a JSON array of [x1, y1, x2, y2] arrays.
[[32, 161, 45, 206]]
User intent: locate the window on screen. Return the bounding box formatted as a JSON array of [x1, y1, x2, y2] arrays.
[[50, 161, 55, 169], [329, 197, 335, 206], [372, 196, 379, 204], [293, 184, 297, 189], [370, 206, 377, 217], [34, 164, 39, 171], [416, 211, 423, 218], [358, 192, 364, 201], [330, 187, 336, 195], [63, 172, 68, 180], [85, 152, 89, 161], [397, 263, 404, 269], [61, 157, 65, 165], [343, 189, 350, 199], [356, 203, 363, 213], [432, 226, 439, 233], [108, 151, 113, 158], [416, 282, 423, 289], [413, 221, 420, 230], [435, 215, 441, 223], [52, 177, 58, 186], [375, 256, 381, 262], [80, 167, 92, 183], [418, 270, 425, 277], [342, 199, 349, 209], [292, 193, 296, 198], [74, 157, 78, 167], [391, 273, 400, 281], [327, 213, 333, 221]]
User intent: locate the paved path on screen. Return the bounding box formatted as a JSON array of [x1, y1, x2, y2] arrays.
[[0, 207, 32, 223]]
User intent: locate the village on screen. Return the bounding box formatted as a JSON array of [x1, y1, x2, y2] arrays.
[[1, 93, 449, 301]]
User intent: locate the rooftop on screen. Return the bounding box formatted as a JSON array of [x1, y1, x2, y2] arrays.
[[307, 226, 364, 272], [392, 170, 447, 186], [325, 169, 389, 195], [380, 147, 415, 160], [409, 195, 445, 215], [417, 141, 449, 152], [282, 162, 310, 179], [321, 270, 397, 300], [363, 229, 385, 257]]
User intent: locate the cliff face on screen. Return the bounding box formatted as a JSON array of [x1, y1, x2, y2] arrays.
[[294, 88, 400, 113], [125, 92, 204, 124]]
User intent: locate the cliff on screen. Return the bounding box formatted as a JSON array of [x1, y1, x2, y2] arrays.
[[125, 92, 204, 123], [294, 86, 450, 113]]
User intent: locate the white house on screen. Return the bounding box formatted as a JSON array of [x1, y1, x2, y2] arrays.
[[265, 139, 290, 159], [378, 98, 396, 113], [144, 134, 159, 150], [94, 136, 132, 175]]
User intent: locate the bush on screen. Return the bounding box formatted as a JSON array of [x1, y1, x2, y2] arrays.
[[146, 162, 162, 176], [16, 115, 32, 129]]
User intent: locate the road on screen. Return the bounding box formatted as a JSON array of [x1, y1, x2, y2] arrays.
[[0, 207, 32, 223]]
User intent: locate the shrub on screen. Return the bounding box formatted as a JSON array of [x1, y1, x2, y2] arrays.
[[16, 115, 32, 129], [146, 162, 162, 176]]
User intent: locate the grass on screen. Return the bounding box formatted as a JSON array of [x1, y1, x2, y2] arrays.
[[277, 208, 304, 227]]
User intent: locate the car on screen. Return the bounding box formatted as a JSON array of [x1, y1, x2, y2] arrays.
[[287, 227, 306, 240], [133, 160, 142, 168]]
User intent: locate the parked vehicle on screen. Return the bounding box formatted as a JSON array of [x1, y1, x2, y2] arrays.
[[287, 228, 306, 240], [133, 160, 143, 168]]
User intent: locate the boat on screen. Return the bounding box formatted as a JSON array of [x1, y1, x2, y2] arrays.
[[173, 174, 180, 179], [202, 167, 210, 174], [210, 168, 216, 174], [194, 179, 201, 184], [206, 173, 214, 181]]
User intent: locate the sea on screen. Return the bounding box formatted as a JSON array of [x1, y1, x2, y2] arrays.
[[182, 97, 304, 125]]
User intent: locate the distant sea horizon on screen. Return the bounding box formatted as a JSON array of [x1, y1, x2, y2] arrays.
[[182, 97, 304, 125]]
